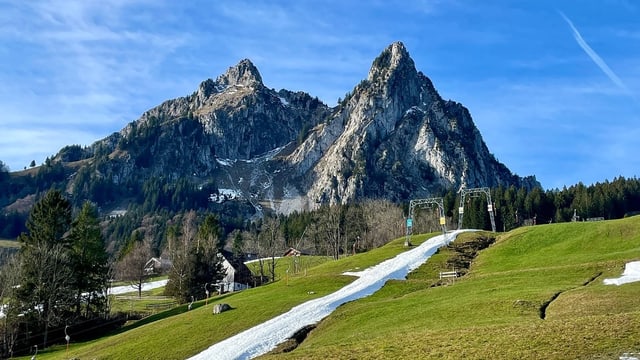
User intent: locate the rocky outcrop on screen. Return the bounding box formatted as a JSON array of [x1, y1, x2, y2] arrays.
[[65, 41, 536, 214], [85, 59, 330, 185], [289, 42, 533, 207], [212, 303, 232, 314]]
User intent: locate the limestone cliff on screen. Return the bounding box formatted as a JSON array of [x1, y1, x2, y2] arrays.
[[289, 42, 534, 207], [59, 42, 536, 214]]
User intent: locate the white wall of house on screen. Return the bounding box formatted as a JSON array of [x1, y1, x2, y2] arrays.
[[218, 258, 251, 293]]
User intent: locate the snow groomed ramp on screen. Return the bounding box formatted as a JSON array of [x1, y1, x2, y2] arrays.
[[189, 230, 469, 360]]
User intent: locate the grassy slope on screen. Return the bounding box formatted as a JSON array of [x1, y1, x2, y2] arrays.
[[30, 233, 438, 359], [265, 217, 640, 359], [26, 218, 640, 359]]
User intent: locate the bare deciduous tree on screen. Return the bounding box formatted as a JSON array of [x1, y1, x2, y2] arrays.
[[315, 205, 343, 260], [182, 210, 198, 249], [165, 213, 226, 303], [259, 216, 283, 282], [0, 255, 23, 358], [361, 200, 404, 250], [116, 240, 152, 298], [412, 206, 442, 235], [164, 215, 190, 301]]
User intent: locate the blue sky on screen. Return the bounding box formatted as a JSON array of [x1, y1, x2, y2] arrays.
[[0, 0, 638, 189]]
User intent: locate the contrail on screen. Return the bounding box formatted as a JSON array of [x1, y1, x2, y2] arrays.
[[559, 11, 628, 93]]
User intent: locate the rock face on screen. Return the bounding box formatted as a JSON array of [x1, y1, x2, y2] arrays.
[[65, 41, 536, 214], [84, 59, 329, 192], [287, 42, 535, 207]]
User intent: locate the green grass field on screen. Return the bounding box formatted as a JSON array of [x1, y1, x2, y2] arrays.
[[29, 233, 437, 359], [264, 217, 640, 359], [25, 217, 640, 359]]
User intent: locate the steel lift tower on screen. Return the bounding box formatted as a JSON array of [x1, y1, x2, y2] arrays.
[[457, 187, 496, 232], [405, 197, 447, 246]]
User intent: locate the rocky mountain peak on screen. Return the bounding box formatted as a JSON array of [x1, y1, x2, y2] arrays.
[[216, 58, 263, 88], [291, 42, 536, 207], [194, 59, 264, 102], [367, 41, 417, 83], [50, 41, 536, 217]]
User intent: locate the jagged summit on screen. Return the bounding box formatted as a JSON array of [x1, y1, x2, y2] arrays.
[[194, 59, 264, 105], [367, 41, 417, 83], [291, 41, 536, 206], [216, 58, 263, 88], [43, 41, 536, 217]]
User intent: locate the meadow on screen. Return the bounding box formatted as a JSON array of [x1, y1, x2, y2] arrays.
[[266, 218, 640, 359], [26, 217, 640, 359]]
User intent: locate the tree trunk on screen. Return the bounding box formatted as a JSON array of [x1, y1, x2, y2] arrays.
[[269, 256, 276, 282], [75, 288, 83, 317]]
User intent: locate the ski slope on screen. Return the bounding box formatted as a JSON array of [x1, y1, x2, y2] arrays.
[[603, 261, 640, 285], [189, 230, 469, 360], [108, 279, 168, 295]]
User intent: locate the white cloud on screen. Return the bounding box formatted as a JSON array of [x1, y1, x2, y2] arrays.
[[0, 0, 196, 169]]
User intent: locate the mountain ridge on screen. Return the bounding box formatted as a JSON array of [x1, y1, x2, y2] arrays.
[[7, 41, 538, 216], [287, 41, 536, 207]]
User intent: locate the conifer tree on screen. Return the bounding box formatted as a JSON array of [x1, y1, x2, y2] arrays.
[[22, 189, 72, 247], [17, 189, 74, 347], [198, 214, 222, 251], [68, 201, 110, 318]]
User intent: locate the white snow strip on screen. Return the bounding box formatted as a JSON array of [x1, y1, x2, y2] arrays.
[[0, 280, 170, 318], [240, 144, 289, 164], [244, 257, 282, 265], [108, 279, 168, 295], [620, 353, 640, 360], [216, 158, 235, 166], [189, 230, 469, 360], [404, 106, 424, 115], [603, 261, 640, 285]]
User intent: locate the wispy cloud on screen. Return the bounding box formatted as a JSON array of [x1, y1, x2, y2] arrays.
[[447, 71, 638, 189], [0, 1, 637, 187], [0, 0, 196, 170], [559, 11, 629, 93]]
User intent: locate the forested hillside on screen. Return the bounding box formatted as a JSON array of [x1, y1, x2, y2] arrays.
[[2, 151, 639, 260], [1, 157, 639, 357], [452, 177, 640, 231]]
